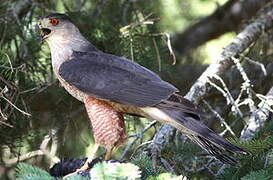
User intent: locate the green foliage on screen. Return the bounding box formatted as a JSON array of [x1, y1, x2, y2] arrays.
[[241, 169, 273, 180], [131, 153, 165, 179], [147, 173, 184, 180], [16, 161, 182, 180], [220, 122, 273, 180], [16, 163, 55, 180], [16, 161, 139, 180], [161, 140, 206, 178], [65, 176, 89, 180], [90, 161, 141, 179]]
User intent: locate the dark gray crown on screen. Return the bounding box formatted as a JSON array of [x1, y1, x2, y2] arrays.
[[44, 13, 71, 21]]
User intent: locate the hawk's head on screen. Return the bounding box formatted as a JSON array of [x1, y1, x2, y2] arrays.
[[37, 13, 76, 41], [37, 13, 96, 54]]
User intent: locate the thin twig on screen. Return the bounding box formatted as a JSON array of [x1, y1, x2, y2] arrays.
[[152, 38, 161, 71], [134, 32, 177, 66], [203, 100, 236, 137], [120, 18, 158, 37], [208, 75, 243, 118], [242, 55, 267, 76], [240, 86, 273, 140], [119, 120, 157, 160], [129, 34, 134, 62], [4, 132, 60, 166], [163, 33, 176, 65], [160, 157, 175, 173], [131, 140, 153, 158], [4, 150, 45, 165], [0, 120, 13, 128], [0, 95, 31, 116], [232, 57, 255, 112], [3, 53, 14, 73], [0, 107, 7, 121]]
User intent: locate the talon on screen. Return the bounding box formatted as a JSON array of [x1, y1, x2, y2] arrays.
[[63, 144, 100, 178], [63, 159, 91, 178]]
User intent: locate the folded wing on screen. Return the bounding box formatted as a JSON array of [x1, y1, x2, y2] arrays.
[[59, 51, 178, 107]]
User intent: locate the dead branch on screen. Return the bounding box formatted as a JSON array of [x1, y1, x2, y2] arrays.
[[208, 74, 243, 118], [3, 131, 59, 166], [0, 95, 31, 117], [150, 4, 273, 155], [202, 100, 236, 137], [172, 0, 271, 55], [240, 87, 273, 141], [4, 150, 45, 165]]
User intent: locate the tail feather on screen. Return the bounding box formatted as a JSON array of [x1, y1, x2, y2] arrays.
[[156, 95, 247, 164], [189, 135, 238, 165]]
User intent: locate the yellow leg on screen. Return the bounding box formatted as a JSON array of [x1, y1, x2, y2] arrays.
[[104, 147, 113, 160], [85, 144, 100, 165], [64, 144, 100, 179]]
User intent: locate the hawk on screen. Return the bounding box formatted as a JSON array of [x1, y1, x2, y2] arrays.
[[37, 13, 247, 168]]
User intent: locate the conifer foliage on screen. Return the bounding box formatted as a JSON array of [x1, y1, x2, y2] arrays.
[[1, 0, 273, 179]]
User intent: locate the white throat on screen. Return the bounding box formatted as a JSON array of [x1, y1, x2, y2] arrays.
[[47, 35, 73, 68], [46, 30, 90, 72]]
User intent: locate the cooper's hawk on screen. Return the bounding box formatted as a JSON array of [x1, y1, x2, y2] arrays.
[[37, 13, 247, 167]]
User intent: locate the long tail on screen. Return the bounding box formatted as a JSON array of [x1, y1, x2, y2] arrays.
[[156, 94, 248, 165]]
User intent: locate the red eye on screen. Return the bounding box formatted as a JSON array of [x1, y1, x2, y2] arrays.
[[50, 18, 59, 25]]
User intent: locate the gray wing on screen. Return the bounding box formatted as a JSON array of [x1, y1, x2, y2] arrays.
[[59, 51, 178, 107]]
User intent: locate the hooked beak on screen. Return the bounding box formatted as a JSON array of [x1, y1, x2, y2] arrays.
[[37, 19, 51, 40]]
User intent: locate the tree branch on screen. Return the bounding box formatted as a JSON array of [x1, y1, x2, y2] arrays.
[[240, 87, 273, 141], [3, 132, 59, 166], [172, 0, 271, 55]]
